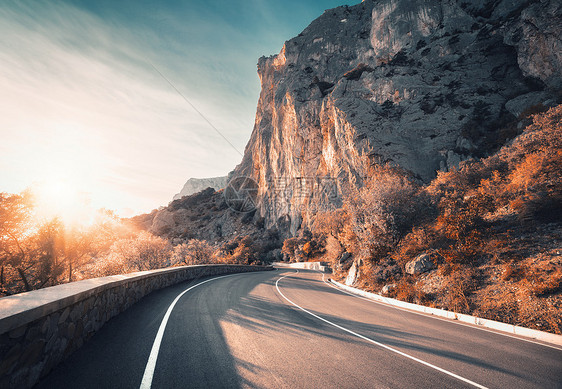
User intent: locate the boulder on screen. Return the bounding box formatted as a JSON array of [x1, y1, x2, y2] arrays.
[[345, 261, 360, 286], [338, 252, 352, 264], [150, 210, 175, 235], [405, 253, 436, 275], [381, 283, 397, 294]]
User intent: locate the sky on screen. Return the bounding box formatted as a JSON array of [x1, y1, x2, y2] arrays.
[[0, 0, 358, 218]]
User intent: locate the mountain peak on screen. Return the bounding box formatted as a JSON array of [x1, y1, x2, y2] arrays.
[[173, 176, 228, 200], [234, 0, 561, 233]]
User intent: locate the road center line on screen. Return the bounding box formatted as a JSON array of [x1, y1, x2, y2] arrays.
[[275, 271, 489, 389], [139, 273, 237, 389]]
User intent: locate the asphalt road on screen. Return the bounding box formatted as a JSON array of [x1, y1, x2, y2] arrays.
[[36, 268, 562, 388]]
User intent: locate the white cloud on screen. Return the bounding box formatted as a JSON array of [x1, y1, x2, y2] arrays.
[[0, 1, 255, 215]]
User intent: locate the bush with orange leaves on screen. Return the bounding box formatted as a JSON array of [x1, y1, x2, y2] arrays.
[[219, 235, 261, 265], [171, 239, 216, 266], [281, 228, 325, 262], [313, 164, 430, 268], [305, 105, 562, 333]]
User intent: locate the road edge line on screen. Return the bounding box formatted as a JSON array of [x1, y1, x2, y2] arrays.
[[275, 272, 489, 389], [139, 273, 236, 389], [326, 278, 562, 350]]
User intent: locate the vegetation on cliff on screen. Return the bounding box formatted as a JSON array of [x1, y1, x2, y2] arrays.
[[0, 194, 271, 297], [284, 106, 562, 333]]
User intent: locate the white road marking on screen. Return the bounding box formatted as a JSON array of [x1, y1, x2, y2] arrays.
[[139, 274, 237, 389], [319, 272, 562, 352], [276, 271, 489, 389]]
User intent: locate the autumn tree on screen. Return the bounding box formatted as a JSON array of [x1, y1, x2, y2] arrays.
[[0, 192, 34, 293], [63, 227, 97, 282], [343, 165, 422, 262], [220, 236, 259, 264], [110, 231, 172, 272], [281, 237, 301, 262], [34, 218, 66, 288], [171, 239, 216, 265]]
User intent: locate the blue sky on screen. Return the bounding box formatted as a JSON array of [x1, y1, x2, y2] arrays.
[[0, 0, 358, 217]]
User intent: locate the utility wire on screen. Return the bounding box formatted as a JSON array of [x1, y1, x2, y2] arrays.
[[149, 62, 244, 157]]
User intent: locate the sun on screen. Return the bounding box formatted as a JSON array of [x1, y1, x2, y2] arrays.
[[33, 179, 94, 228]]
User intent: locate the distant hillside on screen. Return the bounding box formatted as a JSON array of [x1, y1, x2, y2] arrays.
[[173, 176, 228, 200]]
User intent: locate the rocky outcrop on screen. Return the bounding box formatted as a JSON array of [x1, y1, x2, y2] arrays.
[[132, 188, 261, 243], [150, 209, 175, 235], [503, 0, 562, 89], [345, 260, 360, 286], [381, 283, 397, 294], [405, 253, 436, 275], [338, 252, 352, 265], [173, 176, 228, 200], [233, 0, 561, 233]]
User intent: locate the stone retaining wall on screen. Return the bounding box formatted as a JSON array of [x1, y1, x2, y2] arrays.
[[0, 264, 272, 389]]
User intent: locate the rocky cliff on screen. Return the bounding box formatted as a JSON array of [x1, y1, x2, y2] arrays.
[[233, 0, 561, 234], [173, 176, 228, 200]]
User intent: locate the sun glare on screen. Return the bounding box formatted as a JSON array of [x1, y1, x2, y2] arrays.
[[34, 179, 94, 228]]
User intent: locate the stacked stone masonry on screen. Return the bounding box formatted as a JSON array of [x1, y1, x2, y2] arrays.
[[0, 264, 272, 389]]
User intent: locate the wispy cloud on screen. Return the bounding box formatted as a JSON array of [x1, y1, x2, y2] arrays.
[[0, 1, 253, 215], [0, 0, 357, 216]]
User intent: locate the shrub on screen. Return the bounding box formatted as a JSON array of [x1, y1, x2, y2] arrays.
[[281, 229, 325, 262], [219, 235, 260, 264], [440, 266, 479, 313], [95, 231, 171, 275], [390, 277, 429, 304], [171, 239, 216, 266], [281, 237, 301, 262], [343, 165, 424, 261], [322, 235, 345, 266], [525, 262, 562, 296]]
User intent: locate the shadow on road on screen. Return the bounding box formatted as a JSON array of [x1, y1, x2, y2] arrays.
[[35, 269, 550, 388]]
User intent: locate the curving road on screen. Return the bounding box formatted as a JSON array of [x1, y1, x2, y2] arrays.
[[36, 268, 562, 388]]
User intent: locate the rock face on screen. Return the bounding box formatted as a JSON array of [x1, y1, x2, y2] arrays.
[[339, 252, 352, 264], [345, 260, 360, 286], [173, 176, 228, 200], [405, 253, 436, 275], [503, 0, 562, 89], [381, 283, 396, 294], [133, 188, 261, 243], [233, 0, 561, 233]]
